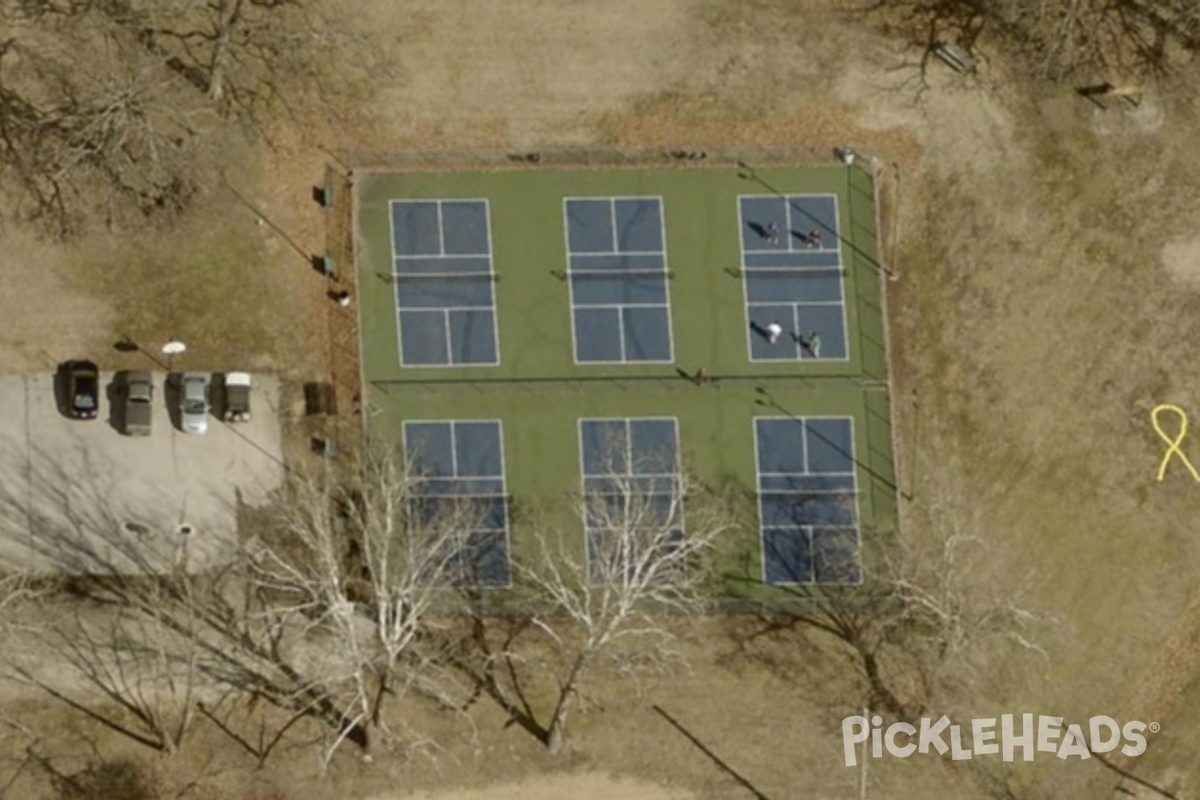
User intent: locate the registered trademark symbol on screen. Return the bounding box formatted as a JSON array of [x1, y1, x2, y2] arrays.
[[1150, 722, 1161, 734]]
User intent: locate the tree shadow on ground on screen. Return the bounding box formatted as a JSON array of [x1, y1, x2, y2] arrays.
[[445, 613, 554, 748]]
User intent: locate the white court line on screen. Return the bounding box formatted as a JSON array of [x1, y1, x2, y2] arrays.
[[577, 417, 683, 584], [562, 196, 672, 365], [609, 198, 618, 253], [401, 419, 512, 587], [390, 199, 499, 368], [751, 416, 863, 586], [436, 200, 446, 256], [739, 193, 851, 364]]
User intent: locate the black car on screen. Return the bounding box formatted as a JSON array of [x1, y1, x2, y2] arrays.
[[65, 360, 100, 420]]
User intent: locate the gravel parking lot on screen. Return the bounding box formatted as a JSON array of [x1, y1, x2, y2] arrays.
[[0, 372, 284, 575]]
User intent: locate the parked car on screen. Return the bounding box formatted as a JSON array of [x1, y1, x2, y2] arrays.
[[64, 360, 100, 420], [222, 372, 252, 422], [179, 372, 210, 434], [118, 371, 153, 436]]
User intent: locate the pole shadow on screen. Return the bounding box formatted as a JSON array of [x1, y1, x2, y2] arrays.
[[652, 704, 772, 800], [737, 160, 884, 275], [754, 387, 897, 494]]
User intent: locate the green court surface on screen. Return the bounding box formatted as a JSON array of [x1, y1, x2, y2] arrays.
[[353, 164, 895, 602]]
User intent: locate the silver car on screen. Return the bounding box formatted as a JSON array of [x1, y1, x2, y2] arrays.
[[179, 372, 210, 434], [119, 370, 153, 436]]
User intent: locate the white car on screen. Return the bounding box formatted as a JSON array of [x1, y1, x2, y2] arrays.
[[222, 372, 252, 422], [179, 372, 210, 434]]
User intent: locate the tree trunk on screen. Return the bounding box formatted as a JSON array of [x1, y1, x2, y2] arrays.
[[208, 0, 242, 104], [546, 716, 567, 754], [862, 649, 915, 721], [545, 652, 587, 753]]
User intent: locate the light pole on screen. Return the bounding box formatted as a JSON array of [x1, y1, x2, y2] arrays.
[[162, 340, 186, 372]]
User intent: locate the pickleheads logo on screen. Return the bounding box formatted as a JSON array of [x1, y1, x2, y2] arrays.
[[842, 714, 1156, 767]]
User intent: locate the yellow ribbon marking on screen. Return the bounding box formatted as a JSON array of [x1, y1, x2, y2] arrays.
[[1152, 404, 1200, 483]]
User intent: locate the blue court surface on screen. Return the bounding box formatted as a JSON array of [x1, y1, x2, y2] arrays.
[[738, 195, 849, 362], [578, 418, 682, 581], [563, 197, 674, 364], [390, 200, 500, 367], [403, 420, 510, 586], [754, 417, 861, 585]]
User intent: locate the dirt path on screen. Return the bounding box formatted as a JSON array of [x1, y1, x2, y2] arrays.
[[370, 774, 693, 800]]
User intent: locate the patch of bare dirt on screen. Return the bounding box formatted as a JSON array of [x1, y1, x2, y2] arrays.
[[0, 231, 117, 371], [371, 774, 693, 800], [1161, 236, 1200, 287]]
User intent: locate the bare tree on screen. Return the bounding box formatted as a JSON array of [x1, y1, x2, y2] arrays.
[[473, 447, 733, 753], [245, 449, 484, 767], [87, 0, 343, 121], [0, 447, 485, 770], [880, 0, 1200, 82], [736, 487, 1048, 722], [1003, 0, 1200, 80], [0, 0, 360, 234], [0, 562, 376, 768], [8, 603, 200, 755], [0, 34, 201, 236]]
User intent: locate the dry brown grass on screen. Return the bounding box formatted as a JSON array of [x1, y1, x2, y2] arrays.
[[4, 0, 1200, 797]]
